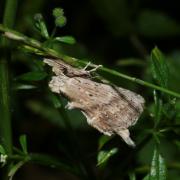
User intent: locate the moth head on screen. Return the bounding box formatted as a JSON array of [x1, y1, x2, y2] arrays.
[[44, 58, 67, 76], [49, 75, 68, 93]]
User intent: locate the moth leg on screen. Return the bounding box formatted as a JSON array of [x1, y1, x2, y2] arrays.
[[83, 62, 91, 70], [66, 101, 83, 110], [116, 129, 135, 147], [83, 62, 102, 72], [88, 64, 102, 72]]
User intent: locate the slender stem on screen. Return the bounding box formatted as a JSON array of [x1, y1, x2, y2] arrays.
[[2, 0, 18, 27], [0, 55, 12, 150], [101, 67, 180, 98], [0, 0, 17, 179], [8, 153, 80, 176], [0, 24, 180, 98]]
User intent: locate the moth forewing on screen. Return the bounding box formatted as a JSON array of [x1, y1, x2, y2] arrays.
[[44, 58, 145, 147]]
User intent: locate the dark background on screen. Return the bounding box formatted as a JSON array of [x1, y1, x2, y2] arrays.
[[0, 0, 180, 179]]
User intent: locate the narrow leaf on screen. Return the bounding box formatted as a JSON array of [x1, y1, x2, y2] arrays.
[[174, 140, 180, 149], [129, 172, 136, 180], [8, 161, 26, 180], [143, 175, 149, 180], [19, 135, 28, 154], [16, 71, 47, 81], [98, 135, 112, 150], [0, 154, 8, 167], [49, 93, 62, 108], [54, 36, 76, 44], [149, 147, 167, 180], [34, 13, 49, 39], [0, 145, 6, 154], [151, 47, 169, 88], [14, 83, 37, 90], [153, 90, 163, 126], [97, 148, 118, 166], [19, 45, 46, 56]]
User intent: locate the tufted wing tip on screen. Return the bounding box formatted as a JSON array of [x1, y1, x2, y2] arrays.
[[116, 129, 136, 147]]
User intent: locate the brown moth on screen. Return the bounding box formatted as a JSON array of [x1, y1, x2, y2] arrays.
[[44, 58, 145, 147]]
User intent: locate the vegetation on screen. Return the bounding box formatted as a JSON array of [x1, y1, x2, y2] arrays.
[[0, 1, 180, 179]]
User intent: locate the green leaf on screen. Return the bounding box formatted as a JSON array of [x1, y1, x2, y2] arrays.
[[162, 99, 177, 119], [19, 45, 46, 56], [49, 93, 62, 108], [129, 172, 136, 180], [145, 147, 167, 180], [98, 135, 112, 150], [14, 83, 37, 90], [153, 90, 163, 126], [54, 36, 76, 45], [34, 13, 49, 39], [137, 10, 180, 37], [143, 175, 149, 180], [152, 133, 161, 145], [8, 161, 27, 180], [19, 135, 28, 154], [29, 153, 76, 174], [174, 140, 180, 149], [97, 147, 118, 166], [151, 47, 169, 88], [16, 71, 47, 81], [0, 145, 6, 155], [0, 154, 8, 167]]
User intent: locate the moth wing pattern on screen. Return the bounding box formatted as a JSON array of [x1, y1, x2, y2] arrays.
[[44, 58, 65, 75], [44, 58, 90, 77], [69, 78, 145, 147], [44, 58, 145, 147]]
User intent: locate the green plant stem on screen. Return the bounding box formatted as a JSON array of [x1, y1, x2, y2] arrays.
[[9, 153, 80, 176], [9, 152, 180, 178], [0, 0, 17, 179], [101, 67, 180, 98], [0, 24, 180, 98]]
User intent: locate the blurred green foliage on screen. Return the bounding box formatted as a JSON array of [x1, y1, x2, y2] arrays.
[[0, 0, 180, 180]]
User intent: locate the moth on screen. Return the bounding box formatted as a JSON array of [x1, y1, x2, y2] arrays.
[[44, 58, 145, 147]]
